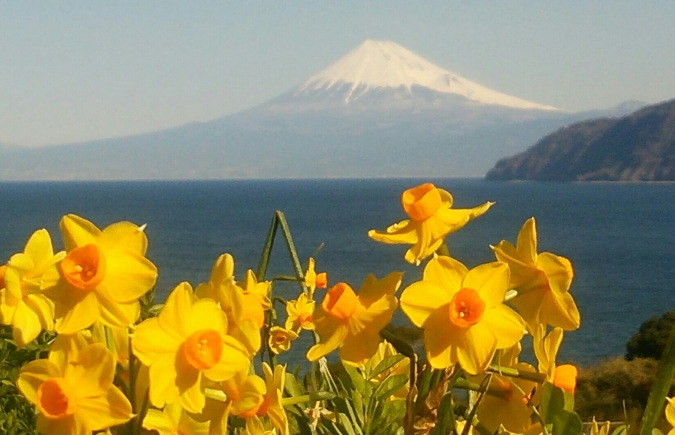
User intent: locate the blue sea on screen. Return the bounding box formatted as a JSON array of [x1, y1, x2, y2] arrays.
[[0, 179, 673, 368]]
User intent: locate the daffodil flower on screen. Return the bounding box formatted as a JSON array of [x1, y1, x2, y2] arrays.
[[268, 326, 298, 354], [305, 257, 327, 298], [368, 183, 493, 265], [17, 343, 133, 435], [42, 214, 158, 334], [590, 417, 612, 435], [492, 217, 580, 331], [132, 282, 250, 414], [0, 229, 64, 346], [532, 324, 578, 394], [143, 401, 210, 435], [307, 272, 402, 365], [195, 253, 263, 355], [400, 256, 525, 374], [285, 293, 315, 332]]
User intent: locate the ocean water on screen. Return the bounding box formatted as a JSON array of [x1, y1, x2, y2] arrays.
[[0, 179, 673, 368]]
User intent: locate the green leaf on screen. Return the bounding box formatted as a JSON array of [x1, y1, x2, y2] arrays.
[[431, 392, 455, 435], [552, 410, 583, 435], [373, 374, 408, 401], [611, 425, 629, 435], [639, 326, 675, 435], [284, 372, 305, 398], [342, 361, 366, 395], [368, 354, 406, 381]]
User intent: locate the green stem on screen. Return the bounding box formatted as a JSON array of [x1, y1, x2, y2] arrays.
[[487, 364, 547, 384], [452, 378, 511, 400], [638, 325, 675, 435]]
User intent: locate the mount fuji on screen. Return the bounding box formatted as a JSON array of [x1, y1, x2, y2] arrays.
[[0, 40, 643, 180]]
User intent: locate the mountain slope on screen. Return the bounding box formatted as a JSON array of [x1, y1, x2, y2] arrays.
[[0, 40, 633, 180], [485, 99, 675, 181]]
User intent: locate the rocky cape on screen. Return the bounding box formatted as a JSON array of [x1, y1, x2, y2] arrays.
[[485, 99, 675, 182]]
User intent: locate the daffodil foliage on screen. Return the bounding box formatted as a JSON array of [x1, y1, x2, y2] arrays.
[[1, 184, 673, 435]]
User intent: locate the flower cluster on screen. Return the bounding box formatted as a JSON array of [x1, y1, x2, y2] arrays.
[[3, 182, 671, 435]]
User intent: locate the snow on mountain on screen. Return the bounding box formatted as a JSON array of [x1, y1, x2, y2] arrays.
[[294, 39, 558, 111]]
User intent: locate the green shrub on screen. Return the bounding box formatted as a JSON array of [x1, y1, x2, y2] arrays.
[[626, 311, 675, 361]]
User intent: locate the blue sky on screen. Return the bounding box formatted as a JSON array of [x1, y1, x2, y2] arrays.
[[2, 1, 675, 146]]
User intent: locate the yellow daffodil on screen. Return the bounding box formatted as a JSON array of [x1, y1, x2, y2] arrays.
[[42, 214, 158, 334], [666, 398, 675, 435], [261, 363, 289, 435], [285, 293, 315, 332], [143, 401, 210, 435], [368, 183, 493, 265], [590, 418, 611, 435], [305, 257, 327, 298], [132, 282, 250, 414], [17, 342, 133, 435], [0, 229, 64, 346], [241, 269, 272, 309], [307, 272, 402, 365], [492, 217, 580, 331], [532, 325, 578, 394], [268, 326, 298, 354], [474, 362, 537, 433], [400, 256, 525, 374], [195, 253, 263, 355]]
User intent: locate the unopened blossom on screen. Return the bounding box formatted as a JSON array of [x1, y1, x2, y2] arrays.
[[400, 256, 525, 374], [132, 282, 250, 413], [307, 272, 402, 365], [304, 257, 327, 298], [42, 214, 157, 334], [195, 253, 263, 355], [492, 217, 580, 331], [17, 343, 132, 435], [368, 183, 493, 265], [0, 229, 64, 346], [533, 324, 578, 394]]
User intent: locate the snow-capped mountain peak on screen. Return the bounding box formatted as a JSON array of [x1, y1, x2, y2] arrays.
[[297, 39, 558, 111]]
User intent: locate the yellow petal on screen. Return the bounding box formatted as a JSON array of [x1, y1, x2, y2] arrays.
[[60, 214, 101, 251], [132, 317, 182, 366], [143, 409, 176, 435], [480, 305, 525, 350], [537, 252, 574, 295], [367, 220, 418, 245], [516, 218, 538, 263], [400, 281, 450, 327], [67, 343, 115, 398], [24, 229, 57, 271], [307, 319, 349, 362], [158, 282, 193, 339], [463, 262, 510, 308], [101, 250, 157, 303], [541, 291, 581, 330], [100, 221, 148, 254], [180, 373, 206, 414], [339, 329, 381, 365], [76, 387, 133, 430], [24, 294, 54, 332], [205, 336, 250, 382], [423, 306, 463, 369], [148, 354, 181, 408], [186, 298, 228, 336], [424, 255, 468, 288], [666, 397, 675, 426], [12, 301, 42, 347], [358, 271, 403, 304], [459, 324, 497, 375], [55, 290, 100, 334]]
